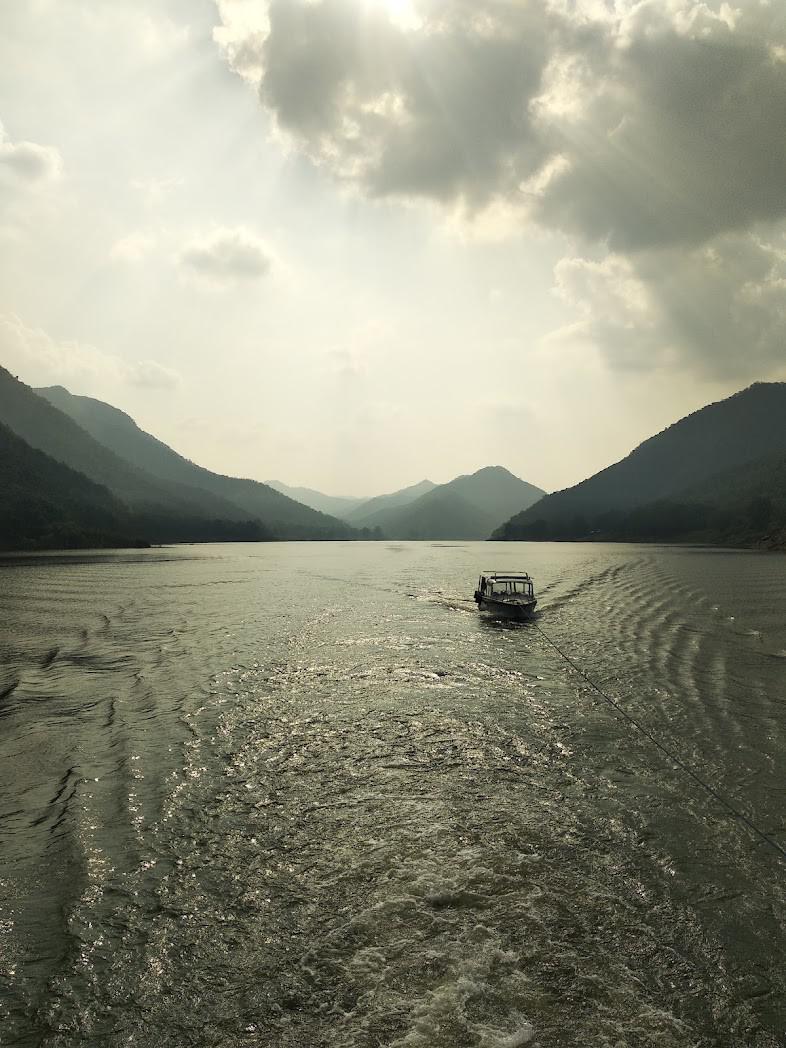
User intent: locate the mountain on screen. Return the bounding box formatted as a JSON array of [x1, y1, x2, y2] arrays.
[[0, 420, 140, 550], [605, 451, 786, 546], [0, 368, 266, 527], [0, 421, 273, 550], [344, 479, 437, 525], [683, 450, 786, 510], [494, 383, 786, 543], [359, 466, 546, 539], [265, 480, 367, 518], [34, 383, 357, 539], [525, 453, 786, 548]]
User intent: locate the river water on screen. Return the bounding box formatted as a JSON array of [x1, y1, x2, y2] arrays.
[[1, 541, 785, 1047]]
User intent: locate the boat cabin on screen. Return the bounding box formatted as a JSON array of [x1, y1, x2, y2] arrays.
[[477, 573, 534, 599]]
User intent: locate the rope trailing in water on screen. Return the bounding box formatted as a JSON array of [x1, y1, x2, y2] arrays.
[[532, 621, 786, 864]]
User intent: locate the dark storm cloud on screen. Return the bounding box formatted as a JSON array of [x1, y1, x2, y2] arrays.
[[219, 1, 786, 241], [216, 0, 786, 378], [232, 0, 554, 209], [536, 3, 786, 251]]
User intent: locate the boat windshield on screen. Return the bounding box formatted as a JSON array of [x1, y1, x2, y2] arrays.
[[489, 579, 533, 596]]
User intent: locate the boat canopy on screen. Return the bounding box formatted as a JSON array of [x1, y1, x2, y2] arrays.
[[478, 572, 534, 597], [474, 571, 537, 611], [479, 572, 532, 581]]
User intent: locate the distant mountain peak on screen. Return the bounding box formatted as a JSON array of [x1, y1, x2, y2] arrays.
[[345, 465, 545, 538], [475, 464, 515, 476]]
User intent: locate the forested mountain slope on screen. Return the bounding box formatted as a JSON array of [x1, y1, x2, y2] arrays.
[[344, 479, 437, 525], [495, 383, 786, 541], [34, 382, 357, 539], [361, 466, 545, 539]]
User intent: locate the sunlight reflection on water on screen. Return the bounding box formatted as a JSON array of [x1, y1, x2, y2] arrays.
[[0, 542, 784, 1046]]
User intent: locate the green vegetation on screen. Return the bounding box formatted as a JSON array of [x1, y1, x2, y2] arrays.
[[0, 369, 366, 546], [498, 494, 786, 547], [0, 371, 361, 548], [495, 384, 786, 548], [36, 383, 357, 540], [1, 369, 246, 519], [10, 369, 785, 552], [0, 421, 276, 550], [0, 421, 141, 550]]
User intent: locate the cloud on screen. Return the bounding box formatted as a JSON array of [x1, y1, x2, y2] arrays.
[[552, 233, 786, 379], [213, 0, 269, 84], [128, 358, 180, 389], [0, 313, 123, 384], [178, 227, 272, 283], [550, 254, 659, 369], [214, 0, 786, 380], [533, 2, 786, 252], [216, 0, 553, 210], [0, 312, 180, 390], [0, 120, 62, 183], [216, 0, 786, 242]]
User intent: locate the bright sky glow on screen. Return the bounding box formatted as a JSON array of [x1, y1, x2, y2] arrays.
[[379, 0, 421, 30]]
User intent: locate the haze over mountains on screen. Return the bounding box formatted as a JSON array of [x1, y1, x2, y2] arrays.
[[346, 469, 544, 540], [0, 371, 545, 549], [494, 383, 786, 547], [265, 481, 367, 519], [342, 480, 438, 524], [0, 369, 355, 547], [270, 473, 545, 540], [3, 369, 786, 551], [36, 384, 354, 539]]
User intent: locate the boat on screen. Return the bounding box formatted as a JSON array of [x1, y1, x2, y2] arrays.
[[473, 571, 537, 620]]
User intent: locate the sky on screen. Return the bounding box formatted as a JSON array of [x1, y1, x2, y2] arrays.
[[2, 0, 786, 497]]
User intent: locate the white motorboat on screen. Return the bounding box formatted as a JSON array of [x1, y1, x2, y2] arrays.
[[473, 572, 537, 620]]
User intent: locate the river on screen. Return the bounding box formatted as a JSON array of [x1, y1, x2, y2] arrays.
[[1, 541, 784, 1047]]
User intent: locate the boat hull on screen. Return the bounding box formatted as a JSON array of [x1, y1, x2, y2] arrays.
[[476, 597, 537, 621]]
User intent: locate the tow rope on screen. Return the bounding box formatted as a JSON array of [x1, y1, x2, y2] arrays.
[[532, 621, 786, 864]]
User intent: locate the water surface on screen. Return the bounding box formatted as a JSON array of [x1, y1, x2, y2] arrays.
[[1, 541, 784, 1046]]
